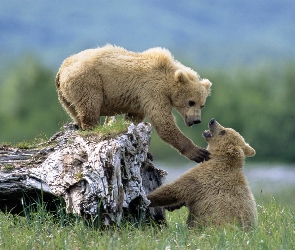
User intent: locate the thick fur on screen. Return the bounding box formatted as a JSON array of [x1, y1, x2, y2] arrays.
[[147, 119, 257, 230], [56, 45, 212, 162]]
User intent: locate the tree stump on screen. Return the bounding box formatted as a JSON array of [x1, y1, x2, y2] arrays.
[[0, 123, 167, 226]]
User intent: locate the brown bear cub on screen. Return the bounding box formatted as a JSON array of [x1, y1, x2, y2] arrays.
[[147, 118, 257, 230], [55, 45, 212, 162]]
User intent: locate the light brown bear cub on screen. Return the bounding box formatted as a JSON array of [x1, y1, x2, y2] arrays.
[[147, 118, 257, 230], [55, 45, 212, 162]]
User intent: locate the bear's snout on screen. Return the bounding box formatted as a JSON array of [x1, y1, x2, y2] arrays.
[[208, 118, 224, 134], [185, 116, 201, 127], [193, 119, 201, 125], [203, 130, 211, 138]]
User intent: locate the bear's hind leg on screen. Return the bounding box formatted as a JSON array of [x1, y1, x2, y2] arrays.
[[186, 206, 202, 229], [79, 113, 99, 130], [187, 211, 197, 228], [58, 91, 81, 127], [76, 98, 102, 130]]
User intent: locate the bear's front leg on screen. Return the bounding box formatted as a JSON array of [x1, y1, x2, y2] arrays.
[[183, 145, 210, 163], [147, 183, 181, 207], [150, 113, 210, 162]]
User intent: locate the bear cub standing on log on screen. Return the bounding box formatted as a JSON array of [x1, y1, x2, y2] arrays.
[[147, 118, 257, 230], [55, 45, 212, 162]]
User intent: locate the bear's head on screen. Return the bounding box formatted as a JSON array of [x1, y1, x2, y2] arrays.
[[203, 118, 255, 162], [171, 69, 212, 127]]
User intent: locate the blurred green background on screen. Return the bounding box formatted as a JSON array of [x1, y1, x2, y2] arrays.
[[0, 1, 294, 165]]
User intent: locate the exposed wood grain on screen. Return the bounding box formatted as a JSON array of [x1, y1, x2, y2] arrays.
[[0, 123, 167, 226]]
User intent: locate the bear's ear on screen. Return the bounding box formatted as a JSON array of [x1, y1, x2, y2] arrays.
[[175, 69, 190, 84], [200, 79, 212, 93], [244, 143, 256, 157]]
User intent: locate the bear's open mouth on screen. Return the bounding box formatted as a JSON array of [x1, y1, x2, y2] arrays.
[[203, 130, 212, 138]]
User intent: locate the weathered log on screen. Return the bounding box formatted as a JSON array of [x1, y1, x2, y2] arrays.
[[0, 123, 167, 226]]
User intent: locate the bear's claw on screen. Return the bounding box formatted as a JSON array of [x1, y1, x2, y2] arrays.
[[191, 148, 210, 163]]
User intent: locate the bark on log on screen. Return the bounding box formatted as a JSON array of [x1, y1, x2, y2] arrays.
[[0, 123, 167, 226]]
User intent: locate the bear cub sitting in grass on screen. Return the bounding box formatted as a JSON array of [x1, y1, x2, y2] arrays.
[[147, 118, 257, 230]]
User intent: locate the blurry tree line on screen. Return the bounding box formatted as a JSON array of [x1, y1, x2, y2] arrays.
[[0, 56, 294, 163], [0, 56, 69, 143]]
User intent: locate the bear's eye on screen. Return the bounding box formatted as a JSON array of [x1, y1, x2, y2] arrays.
[[188, 101, 195, 107], [219, 130, 226, 135]]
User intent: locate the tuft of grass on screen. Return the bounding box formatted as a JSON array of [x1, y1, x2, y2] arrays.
[[75, 172, 83, 181], [1, 118, 130, 150], [3, 165, 14, 171], [0, 195, 294, 250], [14, 135, 49, 149], [15, 141, 37, 149], [257, 185, 295, 206], [78, 116, 131, 138], [0, 143, 11, 149]]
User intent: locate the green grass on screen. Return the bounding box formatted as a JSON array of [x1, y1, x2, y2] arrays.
[[1, 117, 294, 249], [2, 165, 15, 171], [0, 194, 294, 250], [0, 135, 49, 150], [1, 117, 130, 150], [78, 116, 131, 138], [15, 137, 47, 149]]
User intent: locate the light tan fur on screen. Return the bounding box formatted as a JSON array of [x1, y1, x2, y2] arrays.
[[147, 119, 257, 230], [56, 45, 212, 162]]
